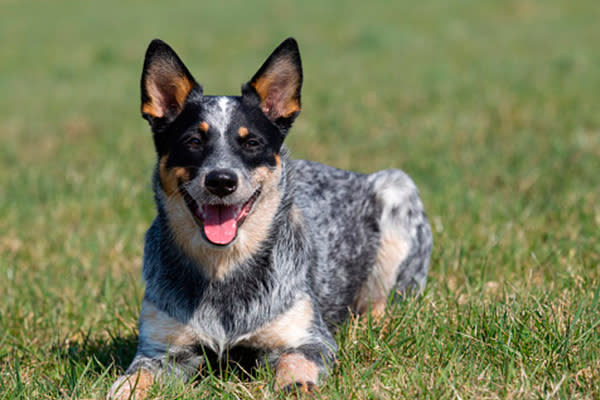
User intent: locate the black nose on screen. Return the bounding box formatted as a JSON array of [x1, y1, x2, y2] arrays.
[[205, 169, 238, 197]]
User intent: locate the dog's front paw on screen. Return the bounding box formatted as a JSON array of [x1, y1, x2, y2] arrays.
[[279, 381, 317, 394], [107, 370, 154, 400], [274, 353, 320, 394]]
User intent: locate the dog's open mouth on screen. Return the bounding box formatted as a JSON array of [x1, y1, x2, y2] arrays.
[[181, 189, 261, 246]]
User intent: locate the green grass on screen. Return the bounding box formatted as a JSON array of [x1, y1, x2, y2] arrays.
[[1, 0, 599, 398]]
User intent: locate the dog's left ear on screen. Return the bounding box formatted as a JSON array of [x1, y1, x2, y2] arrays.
[[242, 38, 302, 131]]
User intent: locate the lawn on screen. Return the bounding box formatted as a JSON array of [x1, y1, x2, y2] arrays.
[[1, 0, 599, 398]]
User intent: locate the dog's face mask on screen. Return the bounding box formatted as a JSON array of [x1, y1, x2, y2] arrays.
[[140, 38, 302, 247]]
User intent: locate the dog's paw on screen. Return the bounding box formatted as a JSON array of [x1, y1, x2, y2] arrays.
[[280, 381, 317, 394], [107, 370, 154, 400], [274, 353, 320, 395]]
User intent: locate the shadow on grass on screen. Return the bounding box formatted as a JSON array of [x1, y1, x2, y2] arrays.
[[53, 330, 138, 374], [52, 331, 263, 382]]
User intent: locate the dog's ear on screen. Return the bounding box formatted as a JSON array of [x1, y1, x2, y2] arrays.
[[141, 39, 201, 128], [242, 38, 302, 131]]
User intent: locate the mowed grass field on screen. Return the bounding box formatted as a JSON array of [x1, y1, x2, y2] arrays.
[[1, 0, 599, 398]]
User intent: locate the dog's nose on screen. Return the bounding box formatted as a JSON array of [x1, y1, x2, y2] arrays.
[[205, 169, 238, 197]]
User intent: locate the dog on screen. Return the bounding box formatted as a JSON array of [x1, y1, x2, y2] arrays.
[[108, 37, 432, 399]]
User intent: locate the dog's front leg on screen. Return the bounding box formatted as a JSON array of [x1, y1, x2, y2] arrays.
[[250, 296, 337, 393], [108, 345, 203, 400], [107, 356, 159, 400], [108, 349, 203, 399], [108, 299, 203, 399], [273, 341, 336, 394]]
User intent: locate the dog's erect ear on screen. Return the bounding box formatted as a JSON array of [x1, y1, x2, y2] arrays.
[[242, 38, 302, 130], [141, 39, 201, 127]]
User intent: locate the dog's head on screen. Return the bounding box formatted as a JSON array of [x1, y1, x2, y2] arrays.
[[141, 38, 302, 249]]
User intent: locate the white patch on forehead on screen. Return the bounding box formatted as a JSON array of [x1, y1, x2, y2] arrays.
[[205, 96, 235, 136]]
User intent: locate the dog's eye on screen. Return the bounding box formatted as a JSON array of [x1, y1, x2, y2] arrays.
[[242, 138, 262, 151], [187, 137, 202, 149]]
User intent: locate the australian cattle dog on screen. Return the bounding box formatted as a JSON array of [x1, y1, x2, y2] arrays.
[[109, 38, 432, 398]]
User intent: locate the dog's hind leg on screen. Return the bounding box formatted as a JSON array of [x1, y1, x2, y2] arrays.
[[355, 169, 432, 317]]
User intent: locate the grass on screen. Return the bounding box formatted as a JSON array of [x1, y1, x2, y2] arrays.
[[1, 0, 599, 398]]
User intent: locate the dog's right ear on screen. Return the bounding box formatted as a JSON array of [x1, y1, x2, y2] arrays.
[[141, 39, 201, 129]]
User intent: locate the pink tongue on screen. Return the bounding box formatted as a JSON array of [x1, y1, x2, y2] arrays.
[[203, 204, 238, 245]]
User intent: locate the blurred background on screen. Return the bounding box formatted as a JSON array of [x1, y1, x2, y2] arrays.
[[1, 0, 599, 397]]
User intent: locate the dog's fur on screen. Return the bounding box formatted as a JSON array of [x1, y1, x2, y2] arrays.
[[109, 38, 432, 398]]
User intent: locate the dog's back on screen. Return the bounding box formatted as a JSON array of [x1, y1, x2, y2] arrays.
[[292, 160, 432, 323]]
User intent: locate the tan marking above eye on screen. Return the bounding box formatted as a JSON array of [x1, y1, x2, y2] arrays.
[[238, 126, 249, 137], [199, 121, 210, 132]]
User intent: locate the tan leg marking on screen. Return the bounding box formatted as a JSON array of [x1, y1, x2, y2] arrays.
[[108, 369, 154, 400], [275, 353, 319, 392], [355, 231, 409, 316], [139, 300, 198, 347], [237, 297, 313, 349]]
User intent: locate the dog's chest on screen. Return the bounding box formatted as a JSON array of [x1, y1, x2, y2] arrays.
[[187, 304, 232, 356], [186, 293, 313, 356]]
